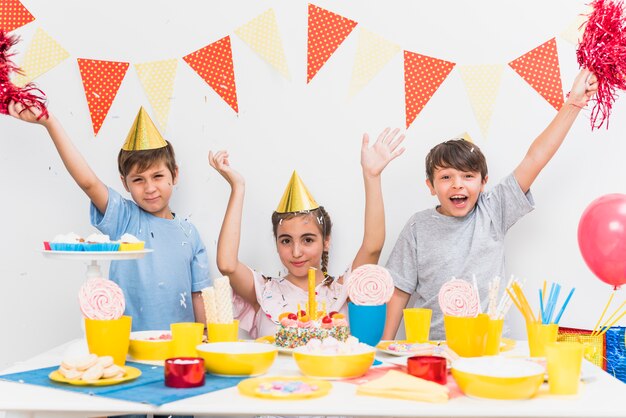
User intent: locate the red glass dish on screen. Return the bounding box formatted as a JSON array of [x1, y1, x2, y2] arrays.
[[164, 357, 205, 388], [407, 355, 447, 385]]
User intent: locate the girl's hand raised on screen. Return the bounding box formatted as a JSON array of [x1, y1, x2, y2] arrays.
[[361, 127, 406, 178], [7, 100, 49, 125], [208, 150, 245, 187]]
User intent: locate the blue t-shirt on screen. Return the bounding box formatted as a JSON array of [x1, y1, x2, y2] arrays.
[[91, 188, 212, 331]]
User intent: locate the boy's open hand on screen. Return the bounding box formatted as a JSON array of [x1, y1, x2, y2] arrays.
[[209, 150, 244, 187], [7, 100, 49, 125], [361, 127, 406, 178]]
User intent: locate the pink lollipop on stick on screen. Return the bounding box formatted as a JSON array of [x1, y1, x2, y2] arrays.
[[438, 278, 480, 317], [346, 264, 394, 305], [78, 277, 125, 320]]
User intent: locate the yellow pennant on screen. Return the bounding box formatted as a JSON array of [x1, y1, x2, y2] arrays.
[[459, 64, 504, 138], [348, 28, 400, 97], [134, 59, 177, 131], [13, 28, 69, 87], [560, 6, 592, 46], [235, 8, 290, 79]]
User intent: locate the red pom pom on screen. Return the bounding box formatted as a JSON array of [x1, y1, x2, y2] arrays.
[[577, 0, 626, 129], [0, 31, 48, 119]]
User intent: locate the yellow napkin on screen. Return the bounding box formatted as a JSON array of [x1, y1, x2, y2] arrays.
[[356, 370, 449, 403]]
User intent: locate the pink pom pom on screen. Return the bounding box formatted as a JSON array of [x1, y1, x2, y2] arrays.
[[0, 31, 48, 119], [577, 0, 626, 129]]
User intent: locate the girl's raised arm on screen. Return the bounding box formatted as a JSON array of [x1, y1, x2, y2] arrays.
[[209, 150, 257, 310]]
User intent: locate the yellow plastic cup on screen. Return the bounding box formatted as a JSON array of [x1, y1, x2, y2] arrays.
[[84, 315, 132, 366], [485, 318, 504, 355], [443, 314, 489, 357], [403, 308, 432, 343], [545, 341, 584, 395], [208, 319, 240, 342], [170, 322, 205, 357], [526, 322, 559, 357]]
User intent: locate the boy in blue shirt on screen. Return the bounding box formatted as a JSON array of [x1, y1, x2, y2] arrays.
[[382, 68, 598, 340], [9, 103, 212, 331]]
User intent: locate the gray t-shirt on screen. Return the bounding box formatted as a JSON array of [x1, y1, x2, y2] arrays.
[[385, 173, 534, 340]]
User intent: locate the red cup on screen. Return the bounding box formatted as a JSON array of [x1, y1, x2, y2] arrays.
[[164, 357, 205, 388], [407, 355, 447, 385]]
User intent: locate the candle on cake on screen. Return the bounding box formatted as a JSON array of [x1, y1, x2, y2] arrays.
[[308, 267, 317, 321]]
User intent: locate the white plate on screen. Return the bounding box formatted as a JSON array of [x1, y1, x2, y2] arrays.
[[42, 249, 153, 261]]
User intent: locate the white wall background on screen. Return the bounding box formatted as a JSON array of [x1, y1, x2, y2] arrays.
[[1, 0, 625, 369]]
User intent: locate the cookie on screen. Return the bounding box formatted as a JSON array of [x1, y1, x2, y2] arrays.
[[58, 366, 83, 380], [97, 355, 114, 368], [81, 364, 104, 381], [75, 354, 99, 371], [102, 364, 124, 379]]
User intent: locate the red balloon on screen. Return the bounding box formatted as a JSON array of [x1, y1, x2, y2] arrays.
[[578, 194, 626, 289]]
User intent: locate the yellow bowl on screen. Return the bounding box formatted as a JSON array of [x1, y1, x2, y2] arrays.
[[128, 330, 172, 361], [196, 342, 277, 377], [292, 347, 376, 380], [451, 357, 544, 400]]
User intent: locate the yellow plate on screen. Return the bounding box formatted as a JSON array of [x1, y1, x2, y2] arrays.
[[238, 376, 332, 400], [500, 337, 516, 352], [256, 335, 275, 344], [48, 366, 141, 386], [377, 339, 516, 354]]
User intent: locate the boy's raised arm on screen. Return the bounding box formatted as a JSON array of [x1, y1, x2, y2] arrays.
[[351, 128, 405, 270], [208, 150, 258, 309], [514, 69, 598, 194], [8, 101, 109, 213]]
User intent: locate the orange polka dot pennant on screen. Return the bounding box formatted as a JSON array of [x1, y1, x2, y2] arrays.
[[183, 36, 238, 113], [404, 50, 455, 129], [0, 0, 35, 32], [508, 38, 564, 111], [307, 4, 357, 84], [77, 58, 129, 136]]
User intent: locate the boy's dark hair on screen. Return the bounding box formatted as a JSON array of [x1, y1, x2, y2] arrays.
[[117, 140, 178, 179], [425, 139, 488, 184], [271, 207, 334, 280]]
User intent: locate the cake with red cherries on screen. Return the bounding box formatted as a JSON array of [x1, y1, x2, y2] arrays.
[[274, 310, 350, 349]]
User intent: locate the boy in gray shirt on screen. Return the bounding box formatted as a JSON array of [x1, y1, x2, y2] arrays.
[[383, 68, 597, 340]]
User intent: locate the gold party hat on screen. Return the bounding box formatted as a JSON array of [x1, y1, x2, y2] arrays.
[[121, 107, 167, 151], [457, 131, 473, 143], [276, 171, 319, 213]]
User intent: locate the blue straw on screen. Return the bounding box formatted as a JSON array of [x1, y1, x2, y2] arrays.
[[554, 288, 575, 324], [547, 283, 561, 324]]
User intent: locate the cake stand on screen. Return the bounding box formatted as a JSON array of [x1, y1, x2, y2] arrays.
[[41, 249, 154, 279]]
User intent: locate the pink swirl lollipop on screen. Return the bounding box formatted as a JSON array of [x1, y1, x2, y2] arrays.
[[346, 264, 394, 305], [78, 278, 125, 320], [438, 278, 480, 317]]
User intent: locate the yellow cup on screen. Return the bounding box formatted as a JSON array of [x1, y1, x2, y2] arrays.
[[526, 322, 559, 357], [84, 315, 132, 366], [443, 314, 489, 357], [208, 320, 240, 343], [403, 308, 432, 343], [485, 318, 504, 355], [170, 322, 205, 357], [545, 341, 584, 395]]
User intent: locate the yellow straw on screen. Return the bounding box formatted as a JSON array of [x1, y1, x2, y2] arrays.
[[538, 280, 547, 322], [512, 282, 536, 323], [598, 305, 626, 336], [591, 291, 615, 336], [595, 300, 626, 336], [506, 288, 526, 320]]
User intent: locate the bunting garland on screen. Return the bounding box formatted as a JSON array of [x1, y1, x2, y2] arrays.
[[459, 64, 504, 138], [235, 8, 290, 79], [348, 28, 400, 97], [307, 3, 357, 83], [509, 38, 564, 111], [13, 28, 69, 87], [404, 51, 455, 129], [183, 36, 238, 113], [77, 58, 129, 135], [0, 0, 35, 32], [134, 59, 178, 131]]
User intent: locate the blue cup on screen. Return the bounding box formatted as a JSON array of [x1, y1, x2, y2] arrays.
[[348, 302, 387, 347]]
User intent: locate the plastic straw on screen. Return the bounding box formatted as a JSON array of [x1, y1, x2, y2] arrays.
[[539, 289, 545, 324], [591, 291, 616, 336], [554, 288, 575, 324], [599, 306, 626, 336], [595, 300, 626, 336]]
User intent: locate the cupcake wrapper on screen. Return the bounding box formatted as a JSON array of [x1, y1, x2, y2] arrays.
[[49, 243, 84, 252], [83, 242, 121, 252], [119, 242, 145, 251]]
